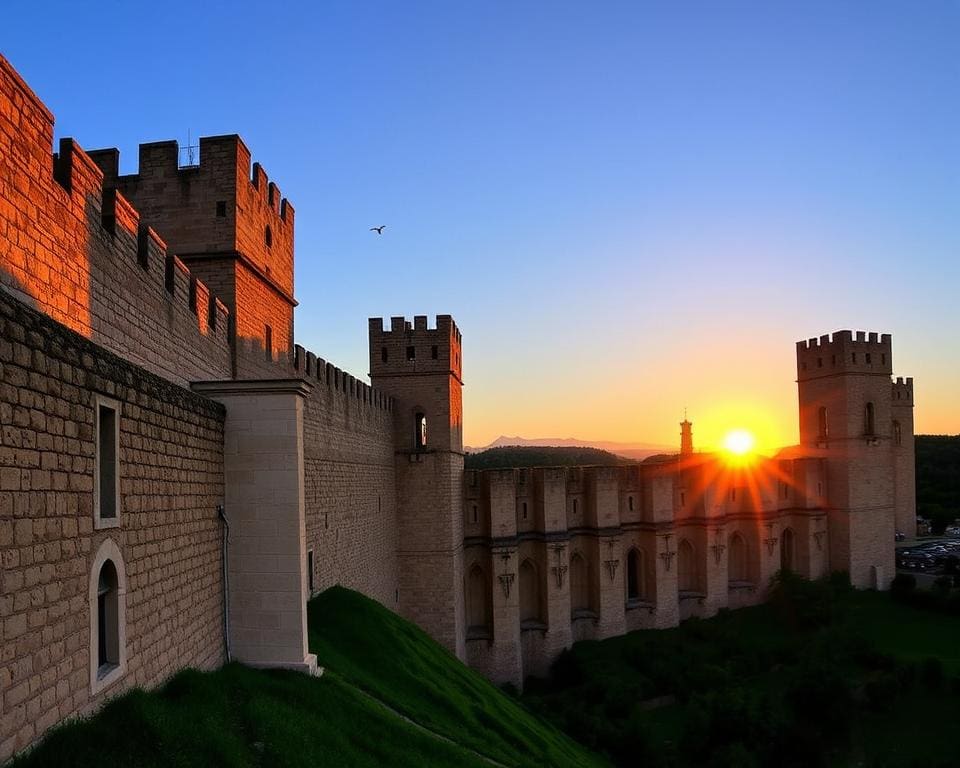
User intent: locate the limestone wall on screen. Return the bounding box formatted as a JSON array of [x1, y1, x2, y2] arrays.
[[295, 350, 399, 610], [0, 290, 226, 761]]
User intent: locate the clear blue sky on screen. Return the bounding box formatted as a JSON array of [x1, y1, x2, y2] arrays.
[[5, 1, 958, 447]]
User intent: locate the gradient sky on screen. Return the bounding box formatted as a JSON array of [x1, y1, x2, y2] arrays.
[[4, 1, 958, 451]]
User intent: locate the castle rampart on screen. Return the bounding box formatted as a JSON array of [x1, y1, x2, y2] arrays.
[[0, 289, 226, 758], [0, 54, 233, 387]]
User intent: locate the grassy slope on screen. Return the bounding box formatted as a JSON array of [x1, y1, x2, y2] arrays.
[[308, 586, 604, 768], [12, 586, 604, 768], [10, 665, 494, 768], [524, 585, 960, 767], [845, 590, 960, 674]]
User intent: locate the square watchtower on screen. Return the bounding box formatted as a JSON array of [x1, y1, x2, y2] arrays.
[[87, 135, 295, 377], [796, 330, 913, 589]]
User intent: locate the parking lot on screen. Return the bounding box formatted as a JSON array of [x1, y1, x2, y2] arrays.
[[896, 535, 960, 580]]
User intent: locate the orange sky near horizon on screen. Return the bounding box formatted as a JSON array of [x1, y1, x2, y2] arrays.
[[462, 326, 958, 454]]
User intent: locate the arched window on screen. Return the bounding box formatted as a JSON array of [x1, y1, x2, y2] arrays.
[[519, 559, 542, 624], [465, 564, 489, 631], [818, 406, 829, 439], [728, 533, 748, 582], [97, 560, 118, 670], [414, 412, 427, 450], [471, 504, 478, 524], [572, 499, 578, 516], [521, 502, 528, 521], [893, 420, 902, 446], [628, 495, 634, 512], [864, 402, 875, 436], [89, 539, 126, 694], [781, 528, 795, 572], [678, 538, 699, 592], [626, 548, 646, 601], [265, 225, 273, 248], [570, 553, 592, 614]]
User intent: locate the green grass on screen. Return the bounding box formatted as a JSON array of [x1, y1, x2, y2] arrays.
[[308, 586, 605, 768], [10, 664, 494, 768], [11, 586, 604, 767], [843, 589, 960, 674], [524, 578, 960, 767]]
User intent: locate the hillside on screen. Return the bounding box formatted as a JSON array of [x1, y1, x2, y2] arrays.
[[12, 587, 604, 768], [916, 434, 960, 532], [523, 575, 960, 767], [465, 445, 636, 470]]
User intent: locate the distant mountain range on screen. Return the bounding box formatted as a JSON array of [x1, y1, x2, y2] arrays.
[[464, 435, 675, 461]]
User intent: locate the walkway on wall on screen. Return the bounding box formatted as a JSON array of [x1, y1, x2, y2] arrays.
[[338, 675, 509, 768]]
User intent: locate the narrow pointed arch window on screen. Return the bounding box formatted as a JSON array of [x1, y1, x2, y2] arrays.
[[415, 412, 427, 450], [864, 402, 876, 436], [519, 559, 542, 624], [818, 406, 828, 440], [626, 548, 646, 601], [678, 539, 699, 592], [465, 564, 489, 632], [893, 420, 902, 446], [728, 533, 748, 582], [781, 528, 795, 572]]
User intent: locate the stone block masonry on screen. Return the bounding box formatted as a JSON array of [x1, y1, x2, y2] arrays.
[[0, 54, 232, 388], [0, 290, 226, 761]]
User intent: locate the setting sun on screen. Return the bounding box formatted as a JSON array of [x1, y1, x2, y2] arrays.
[[723, 429, 756, 456]]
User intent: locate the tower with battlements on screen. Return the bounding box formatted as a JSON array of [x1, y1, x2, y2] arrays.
[[368, 315, 466, 659], [796, 331, 910, 588], [88, 136, 296, 378]]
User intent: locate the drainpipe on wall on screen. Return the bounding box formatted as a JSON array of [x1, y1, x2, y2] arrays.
[[217, 504, 232, 663]]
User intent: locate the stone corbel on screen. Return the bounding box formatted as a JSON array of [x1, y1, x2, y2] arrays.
[[659, 533, 677, 572], [710, 528, 726, 565], [763, 522, 779, 557], [604, 559, 619, 582], [550, 543, 568, 589], [498, 572, 515, 598], [813, 530, 826, 551]]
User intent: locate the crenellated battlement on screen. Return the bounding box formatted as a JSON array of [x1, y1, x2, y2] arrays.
[[292, 343, 394, 412], [368, 314, 463, 382], [892, 376, 914, 405], [0, 53, 234, 384], [86, 133, 296, 307], [796, 330, 892, 380]]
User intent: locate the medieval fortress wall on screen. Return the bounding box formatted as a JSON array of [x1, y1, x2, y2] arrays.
[[0, 289, 226, 756], [0, 54, 403, 758], [0, 54, 916, 760]]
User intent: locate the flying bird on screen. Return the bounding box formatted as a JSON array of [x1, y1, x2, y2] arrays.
[[370, 225, 386, 235]]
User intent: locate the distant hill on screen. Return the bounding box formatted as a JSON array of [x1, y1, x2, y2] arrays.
[[465, 445, 637, 470], [465, 435, 673, 462]]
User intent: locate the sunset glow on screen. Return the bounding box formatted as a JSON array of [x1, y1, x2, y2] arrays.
[[722, 429, 756, 457]]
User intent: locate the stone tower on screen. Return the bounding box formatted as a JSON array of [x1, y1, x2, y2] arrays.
[[796, 331, 903, 589], [369, 315, 466, 659], [890, 376, 916, 536], [680, 417, 694, 455], [88, 135, 296, 378]]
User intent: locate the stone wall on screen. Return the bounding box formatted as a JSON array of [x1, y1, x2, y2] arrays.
[[296, 351, 399, 609], [0, 54, 232, 388], [0, 290, 226, 761], [462, 455, 832, 686]]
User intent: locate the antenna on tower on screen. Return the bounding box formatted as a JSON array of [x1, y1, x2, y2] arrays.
[[180, 129, 198, 168]]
